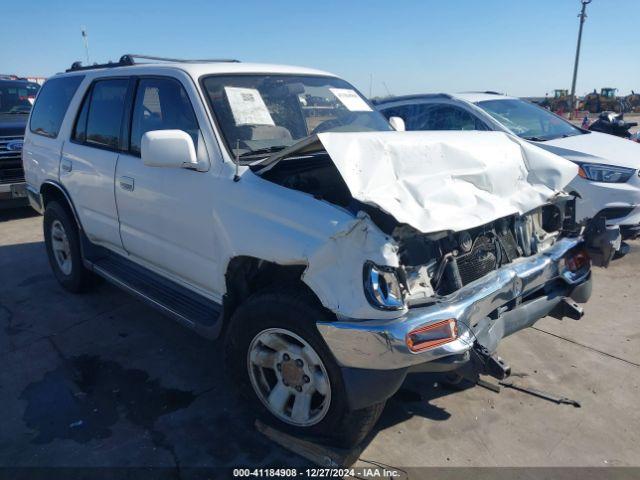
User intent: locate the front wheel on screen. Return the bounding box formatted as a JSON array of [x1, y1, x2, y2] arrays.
[[224, 290, 384, 448]]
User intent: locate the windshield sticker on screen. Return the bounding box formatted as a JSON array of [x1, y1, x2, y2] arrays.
[[224, 87, 275, 126], [329, 88, 372, 112]]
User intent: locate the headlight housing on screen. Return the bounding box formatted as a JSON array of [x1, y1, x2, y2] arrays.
[[577, 162, 635, 183], [363, 262, 404, 310]]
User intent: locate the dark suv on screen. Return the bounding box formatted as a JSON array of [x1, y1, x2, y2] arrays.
[[0, 78, 40, 206]]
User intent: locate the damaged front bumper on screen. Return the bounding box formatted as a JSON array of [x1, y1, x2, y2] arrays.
[[317, 236, 592, 409]]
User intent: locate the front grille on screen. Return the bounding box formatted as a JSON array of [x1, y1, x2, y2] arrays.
[[456, 235, 499, 285], [0, 136, 25, 184]]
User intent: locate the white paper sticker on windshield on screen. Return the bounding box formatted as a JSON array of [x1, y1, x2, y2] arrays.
[[330, 88, 372, 112], [224, 87, 275, 126]]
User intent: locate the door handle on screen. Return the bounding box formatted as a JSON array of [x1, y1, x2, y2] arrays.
[[119, 176, 135, 192], [61, 158, 72, 173]]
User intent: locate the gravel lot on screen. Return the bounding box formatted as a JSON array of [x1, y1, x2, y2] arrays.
[[1, 207, 639, 473]]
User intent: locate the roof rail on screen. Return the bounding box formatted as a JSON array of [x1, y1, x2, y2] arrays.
[[122, 54, 240, 64], [461, 90, 505, 95], [66, 54, 240, 72], [371, 93, 453, 105]]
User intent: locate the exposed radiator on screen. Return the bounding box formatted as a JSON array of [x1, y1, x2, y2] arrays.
[[456, 235, 499, 285]]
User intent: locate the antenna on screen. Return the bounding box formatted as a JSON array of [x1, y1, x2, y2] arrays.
[[81, 26, 90, 65], [382, 81, 392, 97], [233, 139, 241, 182]]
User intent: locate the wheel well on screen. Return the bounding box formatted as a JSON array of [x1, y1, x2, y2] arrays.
[[40, 183, 80, 229], [223, 256, 322, 324]]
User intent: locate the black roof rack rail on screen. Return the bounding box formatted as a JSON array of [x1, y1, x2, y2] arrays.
[[66, 54, 240, 72], [122, 54, 240, 64]]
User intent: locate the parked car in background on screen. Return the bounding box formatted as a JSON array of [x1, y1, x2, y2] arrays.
[[0, 78, 40, 207], [23, 57, 610, 446], [376, 93, 640, 249]]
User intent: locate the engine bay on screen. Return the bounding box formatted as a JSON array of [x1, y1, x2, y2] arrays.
[[393, 203, 570, 305]]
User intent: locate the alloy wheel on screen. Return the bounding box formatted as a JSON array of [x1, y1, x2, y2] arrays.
[[247, 328, 331, 427]]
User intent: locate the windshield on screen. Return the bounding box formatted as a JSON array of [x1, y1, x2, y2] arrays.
[[202, 74, 392, 159], [477, 98, 584, 141], [0, 82, 40, 114]]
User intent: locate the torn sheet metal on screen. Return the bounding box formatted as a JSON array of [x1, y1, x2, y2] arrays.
[[316, 130, 578, 234], [302, 211, 399, 318], [263, 131, 578, 234]]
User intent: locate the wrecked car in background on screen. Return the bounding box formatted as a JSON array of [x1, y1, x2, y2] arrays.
[[23, 56, 612, 448]]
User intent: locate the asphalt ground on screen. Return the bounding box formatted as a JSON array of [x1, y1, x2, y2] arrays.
[[1, 207, 639, 477]]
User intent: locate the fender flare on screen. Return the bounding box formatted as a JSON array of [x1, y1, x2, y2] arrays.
[[40, 180, 84, 231]]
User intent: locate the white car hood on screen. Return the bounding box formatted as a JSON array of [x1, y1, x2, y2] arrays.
[[263, 131, 578, 234], [537, 131, 640, 169]]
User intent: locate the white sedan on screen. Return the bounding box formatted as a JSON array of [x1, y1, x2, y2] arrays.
[[376, 92, 640, 247]]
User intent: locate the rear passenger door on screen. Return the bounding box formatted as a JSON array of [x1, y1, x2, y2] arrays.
[[61, 78, 129, 252], [114, 76, 218, 294]]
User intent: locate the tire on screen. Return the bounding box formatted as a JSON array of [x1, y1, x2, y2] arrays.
[[224, 289, 385, 448], [43, 201, 94, 293]]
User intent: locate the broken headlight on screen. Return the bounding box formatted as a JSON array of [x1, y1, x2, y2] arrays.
[[577, 162, 635, 183], [363, 262, 404, 310]]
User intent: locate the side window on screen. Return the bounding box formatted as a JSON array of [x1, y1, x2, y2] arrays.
[[29, 75, 84, 138], [72, 89, 90, 143], [130, 78, 199, 155], [84, 79, 129, 149], [379, 105, 413, 123], [429, 106, 477, 130], [383, 104, 486, 132]]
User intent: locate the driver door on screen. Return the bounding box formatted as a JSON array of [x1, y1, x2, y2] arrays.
[[114, 75, 220, 294]]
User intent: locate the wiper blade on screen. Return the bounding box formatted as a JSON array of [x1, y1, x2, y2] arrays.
[[522, 135, 547, 142], [238, 145, 289, 158]]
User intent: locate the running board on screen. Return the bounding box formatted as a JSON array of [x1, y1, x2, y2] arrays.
[[89, 253, 223, 337]]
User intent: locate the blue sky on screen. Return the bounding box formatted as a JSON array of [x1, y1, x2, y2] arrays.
[[3, 0, 638, 97]]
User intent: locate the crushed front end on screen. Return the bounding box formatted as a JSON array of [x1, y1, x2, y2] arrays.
[[255, 130, 613, 410], [317, 198, 595, 409]]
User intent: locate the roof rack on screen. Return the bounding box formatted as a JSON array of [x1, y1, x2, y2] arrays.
[[66, 54, 240, 72], [371, 93, 453, 105]]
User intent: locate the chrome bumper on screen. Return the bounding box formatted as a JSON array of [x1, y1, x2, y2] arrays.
[[317, 237, 589, 371]]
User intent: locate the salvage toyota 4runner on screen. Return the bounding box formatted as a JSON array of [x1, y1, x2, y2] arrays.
[[23, 55, 614, 447]]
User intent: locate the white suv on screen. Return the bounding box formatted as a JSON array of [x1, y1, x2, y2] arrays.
[[23, 55, 602, 446]]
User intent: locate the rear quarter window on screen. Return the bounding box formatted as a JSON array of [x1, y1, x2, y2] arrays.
[[29, 76, 84, 138]]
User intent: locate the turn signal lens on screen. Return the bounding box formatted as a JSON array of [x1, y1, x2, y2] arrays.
[[406, 319, 458, 352], [577, 166, 587, 179]]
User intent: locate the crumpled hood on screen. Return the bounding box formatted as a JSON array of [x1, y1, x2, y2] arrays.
[[262, 130, 579, 234], [536, 131, 640, 169]]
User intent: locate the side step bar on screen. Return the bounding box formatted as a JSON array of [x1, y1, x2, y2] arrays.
[[88, 252, 223, 338]]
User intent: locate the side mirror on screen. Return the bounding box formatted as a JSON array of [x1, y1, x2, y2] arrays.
[[389, 116, 406, 132], [141, 130, 198, 169]]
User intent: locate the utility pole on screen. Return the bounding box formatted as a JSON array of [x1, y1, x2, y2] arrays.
[[382, 81, 392, 97], [569, 0, 592, 115], [81, 27, 90, 65]]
